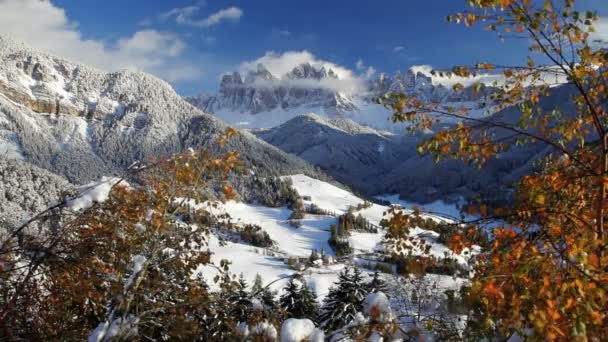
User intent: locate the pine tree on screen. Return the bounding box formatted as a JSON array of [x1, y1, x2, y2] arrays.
[[251, 273, 278, 311], [297, 281, 319, 322], [365, 271, 388, 294], [260, 287, 278, 311], [290, 198, 306, 219], [280, 278, 319, 321], [280, 278, 301, 316], [318, 267, 368, 332], [252, 273, 264, 294], [228, 274, 252, 323]]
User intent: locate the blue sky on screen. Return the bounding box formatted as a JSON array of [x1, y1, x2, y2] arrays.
[[2, 0, 608, 95]]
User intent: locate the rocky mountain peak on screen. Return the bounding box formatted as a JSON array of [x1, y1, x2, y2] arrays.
[[285, 63, 337, 80], [244, 63, 277, 84], [186, 61, 499, 130]]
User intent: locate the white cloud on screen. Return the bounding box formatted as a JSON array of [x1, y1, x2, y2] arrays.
[[117, 30, 186, 58], [355, 59, 365, 70], [0, 0, 202, 83], [355, 59, 376, 78], [393, 46, 404, 52], [163, 3, 243, 28], [238, 51, 367, 94], [240, 51, 355, 80]]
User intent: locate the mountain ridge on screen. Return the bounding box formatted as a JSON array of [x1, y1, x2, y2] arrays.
[[186, 62, 497, 130], [0, 35, 336, 198]]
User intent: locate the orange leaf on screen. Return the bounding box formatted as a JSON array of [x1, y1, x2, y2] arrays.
[[588, 253, 600, 269]]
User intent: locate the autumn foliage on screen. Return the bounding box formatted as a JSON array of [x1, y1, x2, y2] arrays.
[[382, 0, 608, 340], [0, 129, 242, 340]]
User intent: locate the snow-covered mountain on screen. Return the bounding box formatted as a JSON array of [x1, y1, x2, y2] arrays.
[[255, 113, 409, 195], [188, 63, 356, 115], [186, 63, 497, 130], [0, 35, 330, 192], [255, 84, 576, 204]]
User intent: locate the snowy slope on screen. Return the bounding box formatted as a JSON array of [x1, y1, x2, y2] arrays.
[[191, 174, 477, 299], [219, 201, 335, 257], [282, 174, 364, 215]]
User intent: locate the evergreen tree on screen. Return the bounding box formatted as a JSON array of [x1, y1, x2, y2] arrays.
[[260, 287, 278, 311], [280, 278, 301, 316], [280, 278, 319, 321], [297, 281, 319, 322], [252, 273, 264, 294], [365, 270, 388, 294], [228, 274, 252, 322], [318, 267, 368, 332], [251, 273, 278, 311], [289, 198, 306, 219]]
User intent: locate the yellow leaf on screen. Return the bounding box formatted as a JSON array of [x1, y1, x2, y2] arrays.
[[535, 194, 545, 205]]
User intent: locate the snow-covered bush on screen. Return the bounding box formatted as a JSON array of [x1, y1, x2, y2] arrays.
[[280, 318, 324, 342]]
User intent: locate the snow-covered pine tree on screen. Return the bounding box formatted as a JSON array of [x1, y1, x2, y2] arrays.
[[260, 286, 278, 311], [252, 273, 278, 311], [297, 281, 319, 322], [228, 274, 253, 323], [280, 278, 319, 322], [318, 267, 368, 332], [280, 278, 301, 316], [365, 270, 388, 294], [252, 273, 264, 294]]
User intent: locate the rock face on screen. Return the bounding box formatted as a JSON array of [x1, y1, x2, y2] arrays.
[[0, 35, 331, 190], [186, 64, 496, 130], [188, 63, 356, 117]]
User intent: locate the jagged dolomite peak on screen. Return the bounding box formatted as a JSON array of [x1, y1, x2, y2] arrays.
[[186, 62, 497, 130]]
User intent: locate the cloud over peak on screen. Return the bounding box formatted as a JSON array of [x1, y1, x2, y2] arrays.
[[237, 51, 372, 94]]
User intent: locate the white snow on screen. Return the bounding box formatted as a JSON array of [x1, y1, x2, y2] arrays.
[[376, 194, 466, 221], [187, 175, 474, 307], [195, 235, 294, 292], [88, 315, 139, 342], [250, 321, 278, 340], [304, 264, 344, 299], [219, 201, 334, 257], [125, 255, 147, 289], [283, 174, 364, 214], [349, 232, 383, 253], [280, 318, 324, 342], [364, 292, 392, 320], [67, 177, 126, 211]]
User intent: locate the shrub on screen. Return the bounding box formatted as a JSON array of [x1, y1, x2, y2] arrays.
[[240, 224, 274, 248]]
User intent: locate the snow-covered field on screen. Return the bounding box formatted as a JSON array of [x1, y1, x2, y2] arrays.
[[190, 174, 474, 300]]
